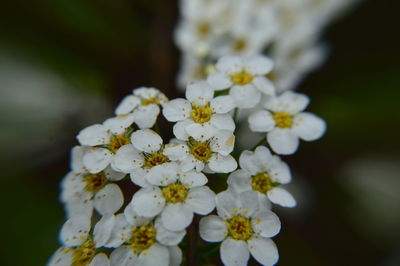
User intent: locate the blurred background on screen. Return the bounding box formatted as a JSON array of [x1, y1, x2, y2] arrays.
[[0, 0, 399, 265]]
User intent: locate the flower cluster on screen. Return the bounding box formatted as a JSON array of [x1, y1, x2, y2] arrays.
[[175, 0, 359, 92], [49, 51, 326, 266]]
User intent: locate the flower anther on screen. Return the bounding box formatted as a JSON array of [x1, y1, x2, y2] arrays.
[[226, 215, 253, 241]]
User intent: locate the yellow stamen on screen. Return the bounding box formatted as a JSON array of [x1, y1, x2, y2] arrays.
[[191, 102, 213, 124], [251, 172, 273, 194], [226, 216, 253, 241], [71, 239, 96, 266], [162, 183, 188, 203], [144, 151, 169, 168], [142, 97, 158, 106], [190, 142, 212, 162], [130, 225, 157, 252], [273, 112, 293, 129], [84, 172, 107, 193], [109, 135, 130, 153], [230, 71, 254, 86], [233, 39, 247, 52], [196, 22, 210, 37]]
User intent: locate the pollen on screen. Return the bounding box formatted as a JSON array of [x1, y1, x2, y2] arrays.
[[109, 134, 131, 153], [141, 97, 158, 106], [84, 172, 107, 193], [189, 141, 212, 162], [273, 112, 293, 129], [191, 102, 213, 123], [71, 239, 96, 266], [144, 151, 169, 168], [130, 225, 157, 252], [230, 71, 254, 86], [162, 183, 188, 203], [226, 215, 253, 241], [233, 39, 247, 52], [196, 22, 210, 37], [251, 172, 273, 194]]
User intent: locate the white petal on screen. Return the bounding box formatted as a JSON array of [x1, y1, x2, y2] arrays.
[[230, 85, 261, 109], [292, 112, 326, 141], [163, 142, 189, 161], [124, 202, 152, 227], [220, 238, 250, 266], [93, 214, 116, 248], [216, 55, 243, 73], [207, 71, 232, 91], [227, 169, 252, 193], [47, 247, 73, 266], [248, 237, 279, 266], [211, 95, 236, 113], [104, 115, 135, 135], [115, 95, 141, 115], [252, 76, 275, 96], [132, 186, 165, 217], [103, 166, 125, 181], [83, 148, 113, 174], [179, 170, 208, 187], [252, 210, 281, 238], [131, 129, 163, 153], [110, 246, 137, 266], [267, 129, 299, 155], [77, 124, 108, 146], [60, 215, 91, 247], [137, 243, 169, 266], [208, 154, 237, 173], [89, 253, 110, 266], [210, 114, 235, 132], [267, 187, 296, 207], [105, 213, 131, 248], [161, 203, 194, 231], [268, 156, 291, 184], [70, 146, 85, 173], [180, 155, 198, 172], [245, 55, 274, 75], [239, 146, 272, 175], [133, 105, 160, 129], [155, 218, 186, 246], [64, 191, 94, 218], [215, 190, 236, 219], [185, 123, 215, 142], [238, 190, 259, 217], [172, 119, 192, 140], [167, 246, 182, 266], [248, 110, 275, 133], [130, 168, 151, 187], [162, 99, 191, 122], [199, 215, 227, 242], [278, 91, 310, 114], [146, 163, 179, 186], [94, 184, 124, 215], [186, 80, 214, 105], [210, 129, 235, 155], [112, 145, 143, 173], [186, 186, 216, 215], [60, 172, 86, 202]]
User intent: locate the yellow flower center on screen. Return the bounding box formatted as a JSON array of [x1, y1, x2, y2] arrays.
[[162, 183, 188, 203], [144, 151, 169, 168], [141, 97, 158, 106], [191, 103, 213, 124], [230, 71, 254, 86], [109, 135, 131, 153], [130, 225, 157, 252], [189, 141, 212, 162], [71, 239, 96, 266], [226, 216, 253, 241], [251, 172, 273, 194], [196, 22, 210, 37], [233, 39, 247, 52], [84, 172, 107, 193], [273, 112, 293, 129]]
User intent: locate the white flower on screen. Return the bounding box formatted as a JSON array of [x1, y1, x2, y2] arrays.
[[112, 129, 174, 186], [76, 115, 136, 173], [105, 207, 184, 266], [163, 80, 235, 141], [228, 146, 295, 208], [49, 215, 111, 266], [163, 124, 237, 173], [61, 146, 125, 217], [115, 87, 168, 129], [130, 163, 216, 231], [207, 55, 275, 108], [248, 91, 326, 155], [199, 190, 280, 266]]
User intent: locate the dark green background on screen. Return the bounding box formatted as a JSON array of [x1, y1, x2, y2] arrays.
[[0, 0, 399, 265]]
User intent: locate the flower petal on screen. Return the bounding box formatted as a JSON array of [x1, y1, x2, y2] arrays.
[[173, 119, 193, 140], [210, 114, 235, 132], [245, 55, 274, 75], [278, 91, 309, 114], [112, 145, 143, 173], [77, 124, 108, 146], [186, 186, 216, 215], [94, 184, 124, 215], [267, 129, 299, 155], [292, 112, 326, 141], [47, 247, 73, 266], [199, 215, 227, 242], [227, 169, 252, 193], [115, 95, 140, 115], [155, 218, 186, 246], [130, 168, 151, 187], [211, 95, 236, 113], [207, 71, 232, 91], [137, 243, 169, 266], [60, 215, 91, 247], [248, 110, 275, 133], [105, 213, 131, 248], [179, 170, 208, 187], [161, 203, 194, 231], [132, 186, 165, 217], [110, 246, 137, 266], [88, 253, 110, 266], [146, 163, 179, 186], [162, 98, 191, 122], [186, 80, 214, 105], [131, 129, 163, 153], [252, 210, 281, 238], [133, 104, 160, 129], [252, 76, 275, 96], [168, 246, 182, 266], [216, 55, 243, 73], [230, 85, 261, 109], [248, 237, 279, 266], [208, 154, 237, 173], [220, 238, 250, 266], [93, 214, 116, 248], [83, 148, 113, 174], [267, 187, 296, 208]]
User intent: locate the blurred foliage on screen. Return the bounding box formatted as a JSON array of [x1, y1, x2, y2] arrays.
[[0, 0, 399, 265]]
